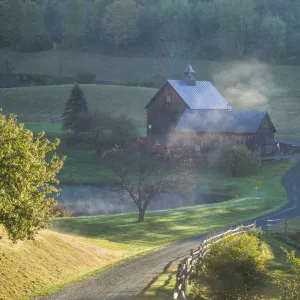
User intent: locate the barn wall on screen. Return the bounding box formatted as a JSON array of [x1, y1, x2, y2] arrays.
[[147, 83, 189, 137]]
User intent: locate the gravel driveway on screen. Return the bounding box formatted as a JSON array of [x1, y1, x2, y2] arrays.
[[43, 157, 300, 300]]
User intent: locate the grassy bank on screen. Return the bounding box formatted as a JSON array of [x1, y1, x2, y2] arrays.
[[0, 227, 128, 300]]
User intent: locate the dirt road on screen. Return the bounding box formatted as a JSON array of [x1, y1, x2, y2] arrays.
[[44, 158, 300, 300]]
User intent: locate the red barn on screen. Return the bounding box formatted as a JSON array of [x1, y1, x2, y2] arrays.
[[145, 65, 276, 155]]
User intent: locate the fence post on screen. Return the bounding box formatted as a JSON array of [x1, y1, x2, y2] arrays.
[[254, 220, 256, 229], [266, 217, 268, 236], [285, 219, 287, 233]]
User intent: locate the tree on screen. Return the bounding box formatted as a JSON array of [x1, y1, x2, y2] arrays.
[[0, 113, 65, 242], [220, 145, 260, 177], [62, 0, 85, 49], [158, 0, 191, 77], [102, 0, 140, 51], [261, 14, 286, 60], [101, 140, 197, 222], [0, 0, 23, 47], [191, 234, 267, 300], [61, 84, 89, 135], [20, 0, 44, 41], [274, 248, 300, 300], [215, 0, 255, 57]]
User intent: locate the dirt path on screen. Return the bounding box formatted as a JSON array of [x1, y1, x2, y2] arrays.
[[43, 157, 300, 300]]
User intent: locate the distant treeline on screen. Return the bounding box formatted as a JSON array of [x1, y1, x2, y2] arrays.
[[1, 0, 300, 63]]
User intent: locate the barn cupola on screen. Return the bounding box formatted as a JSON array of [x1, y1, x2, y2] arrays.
[[184, 64, 196, 86]]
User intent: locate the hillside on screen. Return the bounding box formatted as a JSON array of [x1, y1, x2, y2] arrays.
[[2, 49, 300, 92], [0, 84, 157, 124], [0, 226, 127, 300], [0, 82, 300, 133]]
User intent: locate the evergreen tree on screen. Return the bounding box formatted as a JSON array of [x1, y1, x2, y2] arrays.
[[61, 84, 89, 135]]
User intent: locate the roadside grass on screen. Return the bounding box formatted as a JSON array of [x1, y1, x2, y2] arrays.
[[0, 226, 128, 300], [52, 161, 295, 252]]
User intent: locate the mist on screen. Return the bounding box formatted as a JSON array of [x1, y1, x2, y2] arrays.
[[213, 60, 281, 110], [56, 185, 230, 216]]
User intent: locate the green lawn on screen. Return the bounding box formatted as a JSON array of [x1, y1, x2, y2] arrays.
[[0, 84, 156, 124], [52, 160, 294, 252]]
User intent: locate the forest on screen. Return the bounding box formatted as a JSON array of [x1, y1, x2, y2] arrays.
[[1, 0, 300, 64]]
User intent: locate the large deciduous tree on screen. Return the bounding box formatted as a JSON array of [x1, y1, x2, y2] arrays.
[[0, 0, 23, 47], [0, 113, 64, 242], [215, 0, 255, 57], [61, 84, 89, 135], [101, 139, 197, 222], [102, 0, 140, 51]]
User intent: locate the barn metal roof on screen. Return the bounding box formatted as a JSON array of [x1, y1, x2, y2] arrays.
[[175, 110, 274, 134], [168, 80, 232, 110]]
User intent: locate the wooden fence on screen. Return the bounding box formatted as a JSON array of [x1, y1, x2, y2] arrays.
[[266, 218, 300, 234], [173, 222, 257, 300]]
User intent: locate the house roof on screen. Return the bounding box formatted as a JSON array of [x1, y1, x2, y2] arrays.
[[175, 110, 275, 134], [145, 80, 232, 109], [168, 80, 231, 109]]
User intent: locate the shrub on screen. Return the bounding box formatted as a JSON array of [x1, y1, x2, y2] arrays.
[[191, 234, 267, 300], [219, 144, 261, 177], [274, 248, 300, 300], [75, 71, 96, 84]]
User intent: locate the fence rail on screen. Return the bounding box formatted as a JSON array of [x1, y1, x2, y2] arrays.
[[173, 222, 256, 300], [266, 218, 300, 234]]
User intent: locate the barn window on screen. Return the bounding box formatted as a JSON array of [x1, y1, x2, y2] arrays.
[[148, 124, 152, 129], [155, 139, 161, 146], [195, 144, 200, 151], [166, 95, 171, 103]]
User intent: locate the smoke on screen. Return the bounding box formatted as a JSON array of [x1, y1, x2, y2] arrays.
[[213, 59, 280, 110]]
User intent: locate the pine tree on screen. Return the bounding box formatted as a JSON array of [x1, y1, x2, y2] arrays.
[[61, 84, 89, 135]]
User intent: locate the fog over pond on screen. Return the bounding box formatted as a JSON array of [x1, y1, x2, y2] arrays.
[[56, 185, 230, 216]]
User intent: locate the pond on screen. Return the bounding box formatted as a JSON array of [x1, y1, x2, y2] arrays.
[[56, 184, 231, 216]]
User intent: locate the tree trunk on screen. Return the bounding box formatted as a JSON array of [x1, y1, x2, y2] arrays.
[[138, 209, 145, 222]]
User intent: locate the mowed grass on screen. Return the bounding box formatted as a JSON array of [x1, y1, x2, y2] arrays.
[[52, 161, 295, 251], [0, 84, 156, 123], [0, 226, 128, 300]]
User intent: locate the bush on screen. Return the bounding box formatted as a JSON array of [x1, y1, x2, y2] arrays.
[[219, 144, 261, 177], [75, 71, 96, 84], [191, 234, 267, 300]]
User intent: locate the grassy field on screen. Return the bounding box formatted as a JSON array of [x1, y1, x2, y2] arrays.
[[2, 49, 300, 92], [0, 84, 156, 124], [0, 226, 129, 300], [53, 161, 294, 250], [1, 48, 300, 133]]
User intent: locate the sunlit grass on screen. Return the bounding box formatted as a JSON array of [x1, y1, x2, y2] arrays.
[[52, 161, 295, 252]]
